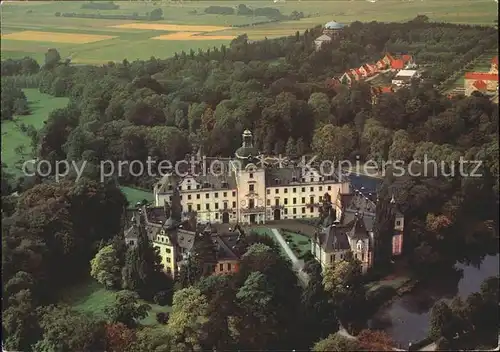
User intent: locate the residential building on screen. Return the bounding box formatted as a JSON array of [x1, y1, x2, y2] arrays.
[[124, 197, 245, 278], [311, 189, 404, 273], [154, 130, 351, 225], [464, 71, 499, 96], [391, 69, 420, 87]]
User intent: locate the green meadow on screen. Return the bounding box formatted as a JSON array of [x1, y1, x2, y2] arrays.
[[1, 89, 69, 177], [59, 279, 170, 326], [1, 0, 497, 64]]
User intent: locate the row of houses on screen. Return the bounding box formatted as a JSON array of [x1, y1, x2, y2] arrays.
[[338, 53, 416, 86]]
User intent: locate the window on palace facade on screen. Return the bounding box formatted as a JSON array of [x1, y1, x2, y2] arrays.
[[284, 198, 288, 205], [215, 203, 219, 209], [205, 193, 209, 199], [301, 187, 305, 192], [206, 204, 210, 210], [197, 194, 200, 199], [293, 208, 297, 214], [310, 187, 314, 192], [188, 194, 191, 200], [284, 208, 288, 214], [165, 248, 171, 253], [293, 198, 297, 204], [328, 186, 331, 190], [215, 213, 219, 219], [219, 263, 224, 271], [249, 173, 254, 179], [232, 191, 236, 197], [188, 204, 192, 212], [227, 263, 232, 271], [293, 188, 296, 193], [197, 204, 201, 211], [249, 184, 254, 192], [302, 197, 305, 203], [232, 201, 236, 208], [302, 207, 305, 214], [166, 257, 171, 263], [275, 188, 279, 194], [179, 195, 182, 200], [267, 199, 270, 205], [396, 220, 401, 226], [319, 186, 322, 192], [215, 193, 218, 198], [223, 202, 228, 209], [223, 192, 227, 197]]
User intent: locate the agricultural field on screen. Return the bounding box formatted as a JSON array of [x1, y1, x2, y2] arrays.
[[1, 88, 69, 177], [1, 0, 497, 64]]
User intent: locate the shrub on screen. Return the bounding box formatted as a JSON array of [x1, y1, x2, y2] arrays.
[[153, 290, 173, 306], [204, 6, 234, 15], [55, 12, 61, 17], [156, 312, 169, 324]]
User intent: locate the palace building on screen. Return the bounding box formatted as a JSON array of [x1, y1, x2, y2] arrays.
[[154, 130, 351, 225]]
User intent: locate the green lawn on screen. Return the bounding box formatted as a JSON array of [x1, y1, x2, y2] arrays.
[[1, 0, 497, 64], [281, 230, 311, 258], [121, 186, 155, 207], [1, 89, 69, 177], [59, 280, 170, 326], [249, 227, 290, 260]]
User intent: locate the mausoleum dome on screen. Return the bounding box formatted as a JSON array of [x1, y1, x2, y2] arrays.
[[325, 21, 345, 29]]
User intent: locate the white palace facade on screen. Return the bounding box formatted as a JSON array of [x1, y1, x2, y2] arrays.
[[154, 130, 351, 225]]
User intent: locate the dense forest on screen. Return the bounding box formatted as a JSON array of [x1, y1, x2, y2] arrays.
[[1, 17, 498, 351]]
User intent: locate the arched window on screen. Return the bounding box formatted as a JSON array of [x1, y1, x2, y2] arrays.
[[357, 240, 363, 252]]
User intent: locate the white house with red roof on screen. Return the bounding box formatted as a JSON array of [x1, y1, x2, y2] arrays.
[[464, 70, 499, 96]]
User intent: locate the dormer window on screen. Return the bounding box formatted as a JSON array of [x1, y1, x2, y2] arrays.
[[168, 184, 173, 190], [274, 178, 279, 185], [203, 182, 210, 188], [222, 181, 228, 188]]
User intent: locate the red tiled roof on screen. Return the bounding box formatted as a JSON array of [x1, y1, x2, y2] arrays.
[[381, 86, 393, 93], [464, 72, 498, 81], [401, 54, 412, 63], [472, 80, 487, 90], [391, 59, 404, 69], [385, 53, 395, 62], [492, 56, 498, 66], [355, 68, 362, 76]]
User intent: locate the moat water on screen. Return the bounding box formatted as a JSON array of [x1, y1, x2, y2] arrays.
[[369, 253, 500, 348]]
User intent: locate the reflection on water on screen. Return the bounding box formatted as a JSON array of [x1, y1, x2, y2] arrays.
[[369, 254, 500, 347]]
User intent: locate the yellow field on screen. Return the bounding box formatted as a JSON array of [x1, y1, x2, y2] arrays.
[[111, 23, 229, 32], [1, 30, 116, 44], [151, 32, 236, 41]]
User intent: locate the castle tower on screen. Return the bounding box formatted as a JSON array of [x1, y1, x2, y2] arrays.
[[234, 130, 258, 165], [233, 130, 266, 225]]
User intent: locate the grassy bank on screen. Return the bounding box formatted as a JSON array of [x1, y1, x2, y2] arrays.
[[59, 280, 170, 326]]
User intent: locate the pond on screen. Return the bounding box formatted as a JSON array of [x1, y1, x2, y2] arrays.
[[369, 254, 500, 348]]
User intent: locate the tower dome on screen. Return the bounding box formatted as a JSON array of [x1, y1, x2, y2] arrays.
[[235, 130, 258, 161]]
